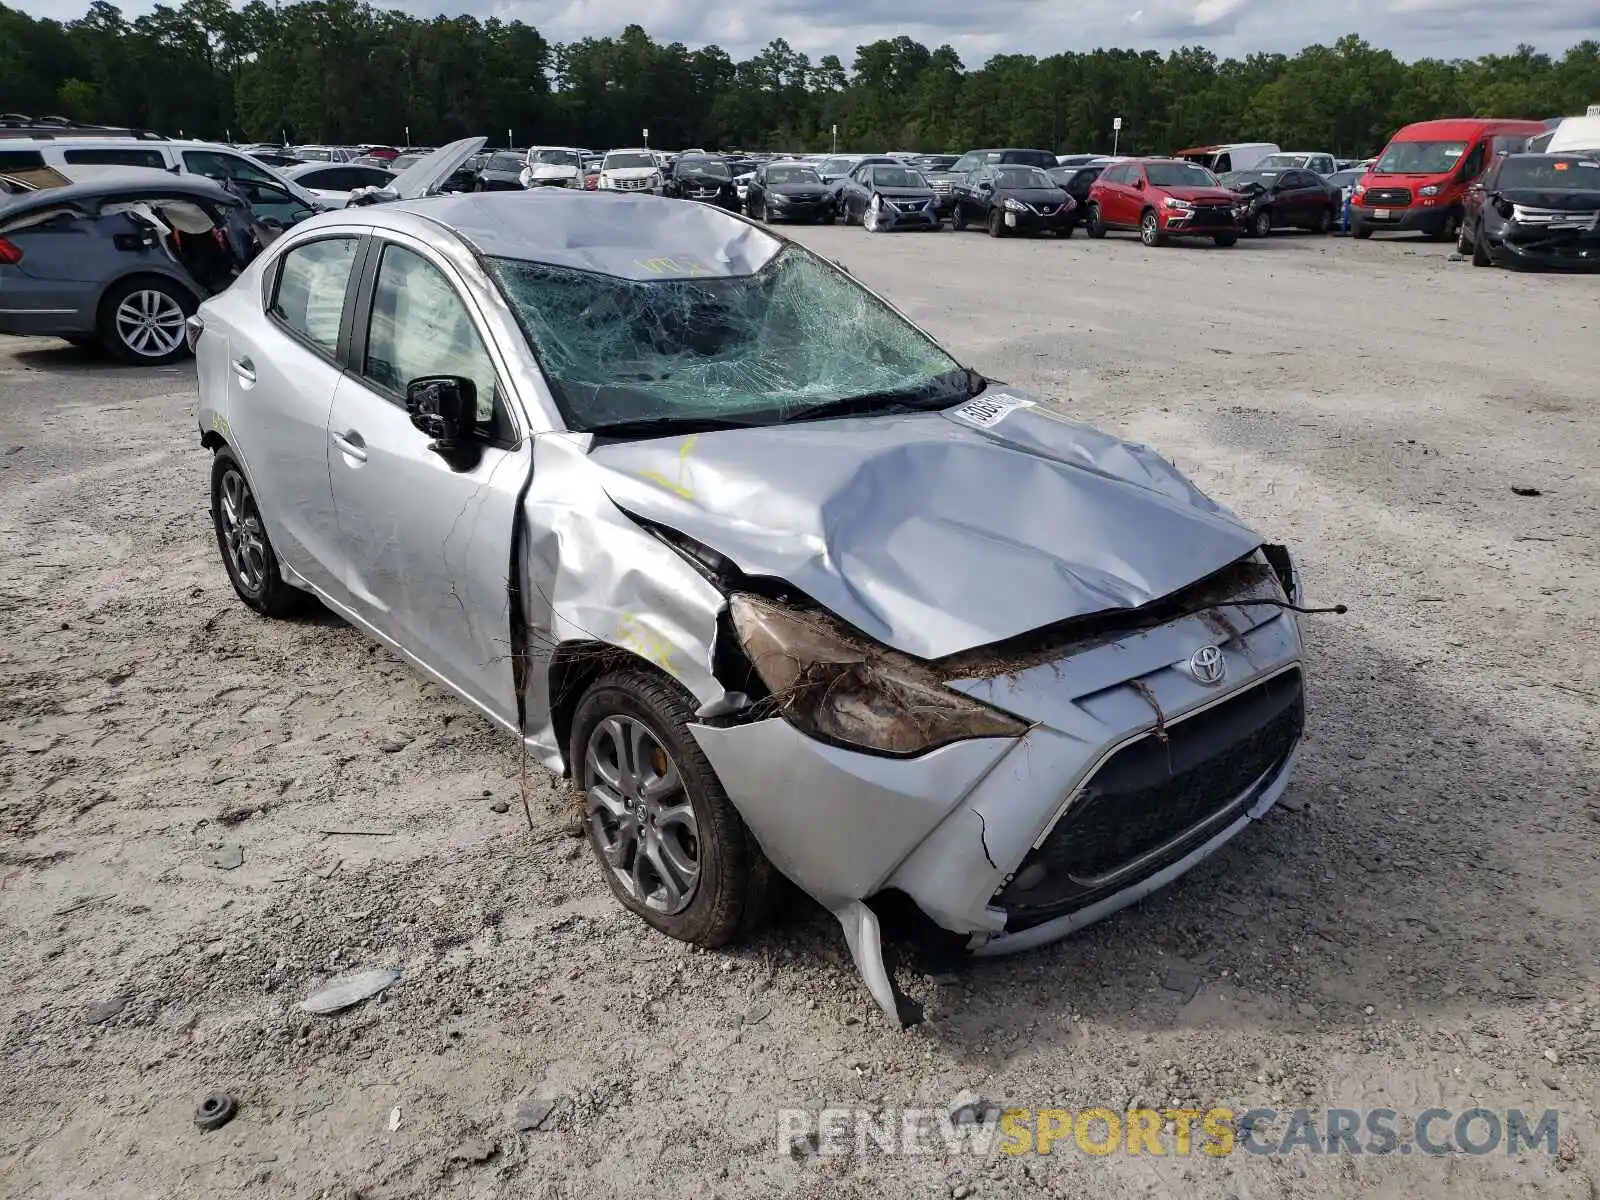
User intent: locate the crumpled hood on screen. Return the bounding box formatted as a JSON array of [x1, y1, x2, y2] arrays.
[[589, 391, 1264, 659]]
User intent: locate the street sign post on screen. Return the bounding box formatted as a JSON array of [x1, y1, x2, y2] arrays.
[[1112, 115, 1122, 156]]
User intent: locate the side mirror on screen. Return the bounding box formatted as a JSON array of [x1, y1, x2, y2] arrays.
[[406, 375, 480, 471], [1134, 178, 1146, 190], [977, 180, 993, 191]]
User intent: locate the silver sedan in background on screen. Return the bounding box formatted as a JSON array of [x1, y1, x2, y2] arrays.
[[190, 183, 1316, 1023]]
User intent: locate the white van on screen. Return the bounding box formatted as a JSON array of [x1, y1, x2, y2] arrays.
[[1175, 142, 1281, 173], [0, 133, 327, 215]]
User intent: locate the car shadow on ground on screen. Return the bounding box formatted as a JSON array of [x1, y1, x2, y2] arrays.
[[7, 340, 188, 377], [740, 619, 1591, 1060]]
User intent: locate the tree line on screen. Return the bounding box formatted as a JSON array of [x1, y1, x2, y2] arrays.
[[2, 1, 1597, 157]]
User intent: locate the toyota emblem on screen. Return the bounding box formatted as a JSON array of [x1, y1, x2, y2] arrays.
[[1187, 645, 1227, 686]]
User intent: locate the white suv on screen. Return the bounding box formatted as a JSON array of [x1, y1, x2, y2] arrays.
[[0, 135, 327, 215]]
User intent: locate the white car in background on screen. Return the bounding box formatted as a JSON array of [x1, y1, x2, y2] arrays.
[[1254, 151, 1338, 176], [596, 148, 665, 193], [279, 160, 396, 207], [521, 146, 588, 189]]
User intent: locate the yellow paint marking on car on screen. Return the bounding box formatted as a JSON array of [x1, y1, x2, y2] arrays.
[[615, 612, 677, 676], [639, 434, 699, 499]]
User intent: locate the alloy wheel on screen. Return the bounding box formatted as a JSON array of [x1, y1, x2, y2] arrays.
[[218, 466, 268, 594], [114, 289, 186, 359], [1254, 210, 1272, 237], [583, 714, 700, 915], [1140, 211, 1159, 246]]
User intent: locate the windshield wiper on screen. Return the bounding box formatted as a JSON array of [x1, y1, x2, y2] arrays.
[[777, 368, 986, 425]]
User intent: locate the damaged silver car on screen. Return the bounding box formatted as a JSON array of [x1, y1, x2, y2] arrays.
[[192, 173, 1326, 1023]]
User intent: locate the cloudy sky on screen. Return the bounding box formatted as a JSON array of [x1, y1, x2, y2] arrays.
[[15, 0, 1597, 65]]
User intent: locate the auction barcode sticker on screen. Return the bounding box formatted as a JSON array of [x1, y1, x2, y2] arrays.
[[948, 392, 1036, 429]]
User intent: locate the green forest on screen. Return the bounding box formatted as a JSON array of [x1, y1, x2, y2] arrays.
[[2, 1, 1597, 156]]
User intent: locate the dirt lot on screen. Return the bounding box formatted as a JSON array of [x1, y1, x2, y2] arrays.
[[2, 227, 1597, 1200]]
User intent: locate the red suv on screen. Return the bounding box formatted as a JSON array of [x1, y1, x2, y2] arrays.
[[1086, 158, 1240, 246]]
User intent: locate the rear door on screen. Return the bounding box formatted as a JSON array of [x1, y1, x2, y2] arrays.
[[324, 232, 530, 728], [226, 232, 362, 599]]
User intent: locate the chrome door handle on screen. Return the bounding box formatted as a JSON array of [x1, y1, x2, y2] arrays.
[[230, 357, 255, 382], [332, 430, 367, 462]]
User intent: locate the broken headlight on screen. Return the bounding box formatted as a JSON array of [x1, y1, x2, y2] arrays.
[[729, 593, 1029, 756]]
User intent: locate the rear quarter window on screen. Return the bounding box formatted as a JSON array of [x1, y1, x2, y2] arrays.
[[0, 150, 48, 173]]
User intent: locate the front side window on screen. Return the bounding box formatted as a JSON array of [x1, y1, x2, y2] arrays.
[[183, 150, 279, 187], [269, 237, 359, 353], [63, 147, 167, 168], [365, 244, 497, 425], [487, 245, 964, 434]]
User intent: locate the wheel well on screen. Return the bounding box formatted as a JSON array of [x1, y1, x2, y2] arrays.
[[201, 430, 228, 452], [544, 640, 667, 777]]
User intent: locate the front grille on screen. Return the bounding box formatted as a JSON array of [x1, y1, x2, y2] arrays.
[[1189, 203, 1234, 221], [932, 179, 953, 194], [1511, 206, 1600, 226], [613, 176, 652, 191], [1032, 203, 1059, 215], [891, 199, 928, 213], [1364, 187, 1411, 207], [997, 668, 1304, 930]]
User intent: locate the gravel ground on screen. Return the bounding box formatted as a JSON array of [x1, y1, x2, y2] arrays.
[[1, 227, 1597, 1199]]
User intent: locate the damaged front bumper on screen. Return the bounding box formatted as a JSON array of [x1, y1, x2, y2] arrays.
[[690, 588, 1305, 1025]]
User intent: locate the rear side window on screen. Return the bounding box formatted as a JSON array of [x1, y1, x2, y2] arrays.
[[269, 237, 359, 354], [0, 150, 48, 173], [64, 147, 167, 168], [1213, 153, 1233, 173]]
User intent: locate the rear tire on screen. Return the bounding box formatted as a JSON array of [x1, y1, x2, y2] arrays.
[[210, 451, 308, 618], [571, 669, 777, 946], [99, 277, 195, 366], [1352, 225, 1373, 240], [1314, 207, 1332, 234], [1085, 203, 1106, 238], [1472, 232, 1493, 267]]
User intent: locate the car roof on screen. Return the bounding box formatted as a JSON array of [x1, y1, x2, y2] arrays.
[[313, 190, 780, 281], [1389, 118, 1545, 139], [0, 168, 238, 215]]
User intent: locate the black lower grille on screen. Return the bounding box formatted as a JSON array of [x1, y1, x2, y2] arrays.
[[1365, 187, 1410, 207], [998, 668, 1304, 929]]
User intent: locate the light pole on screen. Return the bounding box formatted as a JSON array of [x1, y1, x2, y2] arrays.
[[831, 123, 837, 153]]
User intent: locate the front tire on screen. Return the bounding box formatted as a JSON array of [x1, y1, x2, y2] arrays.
[[571, 669, 776, 946], [863, 195, 884, 232], [1213, 233, 1237, 247], [1139, 209, 1164, 246], [1253, 209, 1272, 238], [987, 208, 1007, 237], [210, 451, 307, 617], [950, 204, 967, 231], [99, 277, 194, 365], [1472, 230, 1493, 267]]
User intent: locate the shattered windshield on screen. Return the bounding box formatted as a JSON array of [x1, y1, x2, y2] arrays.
[[1146, 162, 1221, 188], [487, 245, 965, 434], [487, 154, 523, 173], [533, 149, 580, 167], [995, 167, 1054, 189], [1376, 140, 1466, 174]]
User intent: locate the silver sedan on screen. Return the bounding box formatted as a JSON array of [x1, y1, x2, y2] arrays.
[[191, 187, 1314, 1023]]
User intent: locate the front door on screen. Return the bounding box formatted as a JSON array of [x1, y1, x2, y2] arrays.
[[324, 235, 529, 729]]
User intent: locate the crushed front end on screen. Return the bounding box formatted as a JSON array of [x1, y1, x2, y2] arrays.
[[690, 551, 1308, 1025]]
